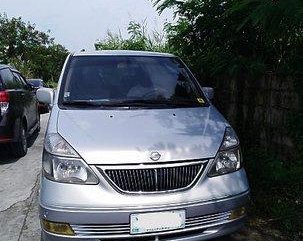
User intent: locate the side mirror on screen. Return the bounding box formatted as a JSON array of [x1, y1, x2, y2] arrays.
[[202, 87, 214, 100], [27, 83, 36, 90], [37, 88, 54, 106]]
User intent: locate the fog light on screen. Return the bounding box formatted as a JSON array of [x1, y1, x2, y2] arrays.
[[41, 219, 75, 236], [229, 207, 246, 220]]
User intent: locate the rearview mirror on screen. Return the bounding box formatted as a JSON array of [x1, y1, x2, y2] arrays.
[[202, 87, 214, 100], [37, 88, 54, 105]]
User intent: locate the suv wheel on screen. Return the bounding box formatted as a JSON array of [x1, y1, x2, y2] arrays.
[[11, 124, 28, 157]]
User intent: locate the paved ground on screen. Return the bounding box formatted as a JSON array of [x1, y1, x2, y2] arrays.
[[0, 114, 48, 241], [0, 113, 285, 241]]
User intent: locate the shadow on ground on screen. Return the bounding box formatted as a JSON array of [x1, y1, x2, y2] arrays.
[[0, 131, 39, 164]]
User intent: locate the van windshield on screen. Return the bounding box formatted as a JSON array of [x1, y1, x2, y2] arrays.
[[60, 56, 206, 108]]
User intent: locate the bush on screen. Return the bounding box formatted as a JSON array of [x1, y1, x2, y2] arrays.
[[95, 21, 170, 53]]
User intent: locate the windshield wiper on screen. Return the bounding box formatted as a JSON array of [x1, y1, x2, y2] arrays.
[[110, 99, 203, 108], [62, 99, 164, 107], [62, 99, 204, 108], [170, 99, 204, 106], [109, 99, 189, 108], [62, 100, 108, 107]]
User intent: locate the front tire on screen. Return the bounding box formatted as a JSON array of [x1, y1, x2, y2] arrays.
[[11, 124, 28, 157]]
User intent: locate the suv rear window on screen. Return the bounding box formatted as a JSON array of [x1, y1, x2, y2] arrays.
[[60, 56, 206, 108], [0, 68, 16, 89]]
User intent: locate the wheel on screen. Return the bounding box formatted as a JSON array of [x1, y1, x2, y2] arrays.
[[11, 124, 28, 157]]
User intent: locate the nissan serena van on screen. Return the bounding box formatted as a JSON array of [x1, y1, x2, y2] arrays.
[[37, 51, 250, 241]]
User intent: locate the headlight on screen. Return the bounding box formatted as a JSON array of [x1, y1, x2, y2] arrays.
[[42, 133, 98, 184], [208, 127, 242, 177], [44, 133, 79, 157], [208, 148, 242, 177], [220, 127, 239, 150]]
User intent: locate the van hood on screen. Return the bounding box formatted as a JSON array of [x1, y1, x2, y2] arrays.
[[57, 107, 228, 165]]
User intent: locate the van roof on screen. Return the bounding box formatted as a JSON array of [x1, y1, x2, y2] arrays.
[[73, 50, 175, 58]]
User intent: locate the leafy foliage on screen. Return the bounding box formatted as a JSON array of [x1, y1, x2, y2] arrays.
[[154, 1, 262, 78], [154, 0, 303, 79], [95, 21, 169, 52], [153, 0, 303, 239], [230, 0, 303, 75], [0, 14, 68, 82]]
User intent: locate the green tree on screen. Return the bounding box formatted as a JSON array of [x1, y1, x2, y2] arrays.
[[0, 14, 68, 83], [230, 0, 303, 74], [153, 0, 303, 78], [153, 1, 303, 238]]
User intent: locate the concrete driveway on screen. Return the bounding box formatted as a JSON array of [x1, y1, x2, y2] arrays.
[[0, 113, 284, 241], [0, 113, 48, 241]]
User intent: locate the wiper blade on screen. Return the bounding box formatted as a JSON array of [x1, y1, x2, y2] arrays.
[[62, 100, 106, 106], [170, 99, 203, 106], [109, 99, 175, 107], [62, 99, 205, 108], [63, 99, 168, 107], [110, 99, 204, 108]]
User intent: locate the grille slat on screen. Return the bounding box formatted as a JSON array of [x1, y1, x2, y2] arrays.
[[102, 163, 204, 193], [186, 215, 230, 226], [186, 211, 231, 221], [147, 169, 153, 191], [70, 210, 231, 238], [73, 227, 129, 231], [73, 224, 129, 228], [181, 166, 185, 188]]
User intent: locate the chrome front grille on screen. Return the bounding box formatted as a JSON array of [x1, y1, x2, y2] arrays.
[[70, 211, 231, 238], [99, 161, 207, 193], [70, 223, 130, 237], [185, 211, 231, 229]]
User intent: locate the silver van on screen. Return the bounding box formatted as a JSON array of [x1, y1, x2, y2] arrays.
[[37, 51, 250, 241]]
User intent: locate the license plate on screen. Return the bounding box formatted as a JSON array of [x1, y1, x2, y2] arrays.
[[130, 210, 186, 235]]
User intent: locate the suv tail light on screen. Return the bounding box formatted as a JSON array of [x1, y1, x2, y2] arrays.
[[0, 91, 9, 113]]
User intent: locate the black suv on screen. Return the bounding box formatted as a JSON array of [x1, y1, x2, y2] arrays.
[[0, 65, 40, 157]]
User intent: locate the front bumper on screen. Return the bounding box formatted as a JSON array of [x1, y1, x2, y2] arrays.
[[40, 190, 250, 241]]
